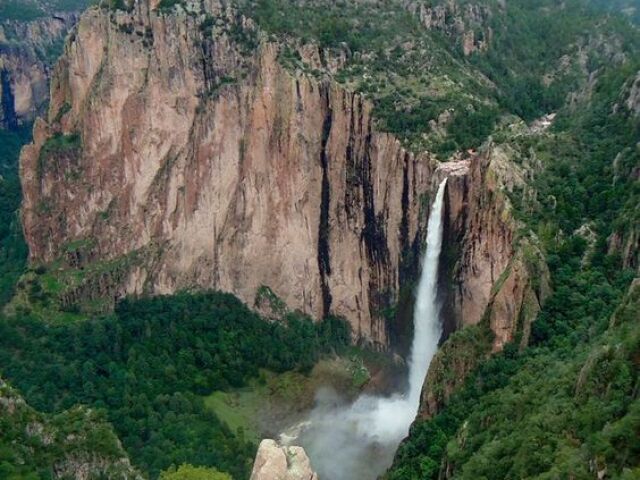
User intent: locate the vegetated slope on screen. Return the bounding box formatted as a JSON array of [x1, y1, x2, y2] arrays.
[[0, 292, 351, 478], [390, 280, 639, 479], [241, 0, 639, 153], [0, 376, 142, 479], [587, 0, 640, 24], [0, 127, 29, 304], [387, 40, 640, 480]]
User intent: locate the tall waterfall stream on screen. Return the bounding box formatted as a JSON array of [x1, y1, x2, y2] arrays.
[[291, 178, 449, 479]]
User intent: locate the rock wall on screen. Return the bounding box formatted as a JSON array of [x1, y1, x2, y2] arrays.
[[0, 12, 79, 128], [19, 0, 545, 355], [20, 0, 438, 346]]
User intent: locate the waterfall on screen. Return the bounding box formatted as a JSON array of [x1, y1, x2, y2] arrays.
[[294, 178, 449, 480], [407, 177, 447, 408]]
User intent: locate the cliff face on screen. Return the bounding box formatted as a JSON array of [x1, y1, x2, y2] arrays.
[[451, 145, 550, 350], [0, 12, 79, 128], [21, 1, 438, 346]]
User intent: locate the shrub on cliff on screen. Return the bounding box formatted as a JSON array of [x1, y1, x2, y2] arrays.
[[160, 464, 233, 480]]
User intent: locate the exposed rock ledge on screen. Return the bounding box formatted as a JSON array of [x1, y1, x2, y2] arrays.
[[250, 439, 318, 480]]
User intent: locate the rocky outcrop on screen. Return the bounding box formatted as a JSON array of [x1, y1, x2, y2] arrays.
[[403, 0, 494, 55], [20, 0, 438, 346], [608, 73, 640, 274], [608, 225, 640, 274], [624, 70, 640, 116], [0, 12, 80, 128], [251, 439, 318, 480], [450, 145, 550, 348]]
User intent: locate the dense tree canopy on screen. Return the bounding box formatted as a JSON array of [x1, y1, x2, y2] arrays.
[[160, 464, 233, 480]]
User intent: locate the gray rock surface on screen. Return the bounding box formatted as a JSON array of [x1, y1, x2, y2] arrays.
[[250, 439, 318, 480]]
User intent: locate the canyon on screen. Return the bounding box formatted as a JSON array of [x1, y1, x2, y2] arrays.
[[20, 0, 543, 356], [3, 0, 639, 478]]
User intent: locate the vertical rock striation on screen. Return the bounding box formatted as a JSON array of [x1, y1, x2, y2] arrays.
[[0, 12, 80, 128], [19, 0, 546, 356]]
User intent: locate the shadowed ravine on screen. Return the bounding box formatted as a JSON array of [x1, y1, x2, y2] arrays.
[[287, 178, 449, 480]]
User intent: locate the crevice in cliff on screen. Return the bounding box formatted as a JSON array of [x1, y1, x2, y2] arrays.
[[318, 86, 332, 318], [1, 69, 17, 130], [345, 95, 359, 223], [361, 126, 389, 267], [199, 31, 216, 95], [388, 153, 421, 356], [438, 180, 468, 343], [399, 153, 410, 256], [361, 118, 392, 347]]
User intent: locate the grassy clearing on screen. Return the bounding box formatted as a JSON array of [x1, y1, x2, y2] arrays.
[[204, 391, 262, 441], [205, 352, 401, 440]]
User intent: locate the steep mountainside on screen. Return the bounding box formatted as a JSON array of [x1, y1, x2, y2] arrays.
[[0, 0, 91, 129], [388, 9, 640, 474], [391, 279, 640, 479], [20, 4, 431, 345]]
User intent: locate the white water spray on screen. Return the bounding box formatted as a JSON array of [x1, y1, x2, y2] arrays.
[[295, 178, 449, 480]]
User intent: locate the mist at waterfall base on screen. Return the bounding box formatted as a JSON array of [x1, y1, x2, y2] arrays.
[[295, 179, 448, 480]]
